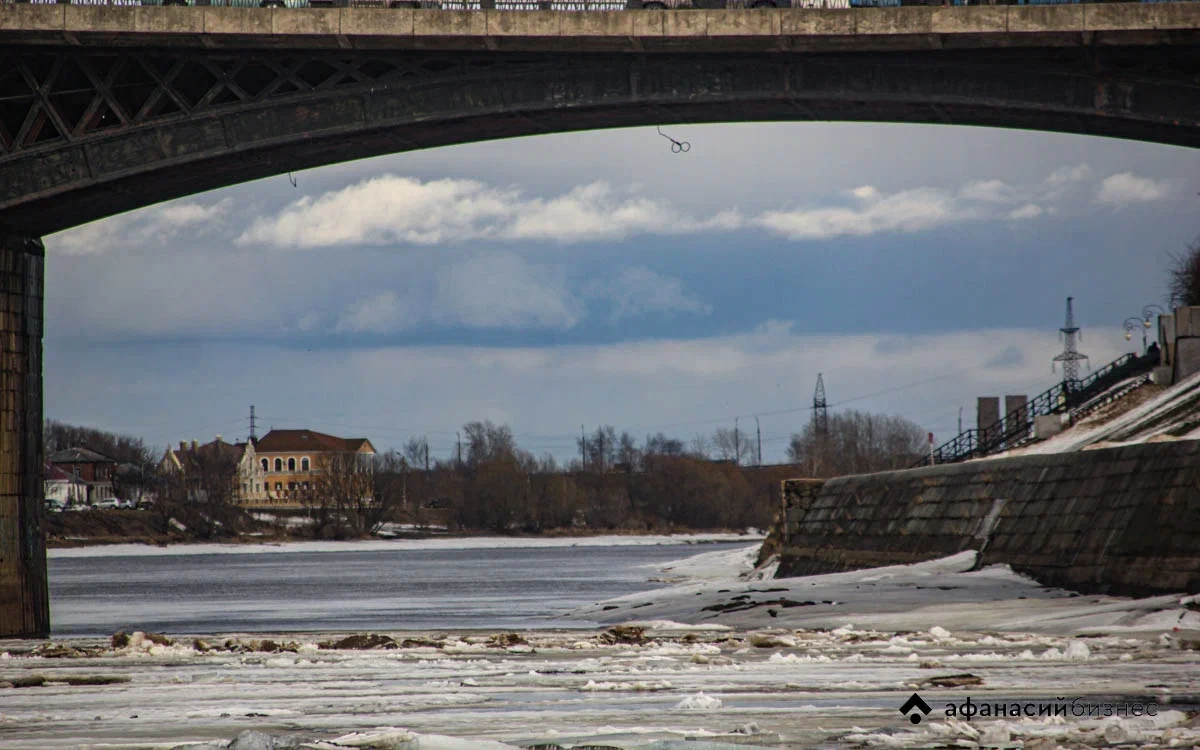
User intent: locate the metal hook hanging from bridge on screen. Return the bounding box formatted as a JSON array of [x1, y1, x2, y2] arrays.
[[656, 126, 691, 154]]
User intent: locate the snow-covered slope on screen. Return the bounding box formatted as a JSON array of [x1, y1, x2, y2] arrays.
[[998, 367, 1200, 457], [569, 546, 1200, 636]]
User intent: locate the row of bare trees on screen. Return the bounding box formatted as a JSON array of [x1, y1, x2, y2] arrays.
[[47, 408, 927, 539]]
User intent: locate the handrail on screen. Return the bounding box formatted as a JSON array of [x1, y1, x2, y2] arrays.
[[914, 349, 1159, 467]]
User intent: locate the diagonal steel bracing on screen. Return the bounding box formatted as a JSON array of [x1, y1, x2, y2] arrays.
[[2, 43, 1200, 235]]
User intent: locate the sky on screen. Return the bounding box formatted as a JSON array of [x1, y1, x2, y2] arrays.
[[44, 121, 1200, 463]]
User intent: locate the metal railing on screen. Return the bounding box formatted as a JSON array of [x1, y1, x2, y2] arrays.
[[913, 349, 1160, 468]]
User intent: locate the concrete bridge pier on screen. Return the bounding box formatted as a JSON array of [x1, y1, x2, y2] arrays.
[[0, 232, 47, 639]]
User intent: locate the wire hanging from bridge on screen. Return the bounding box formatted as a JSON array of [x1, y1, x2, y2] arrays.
[[656, 126, 691, 154], [287, 171, 298, 188]]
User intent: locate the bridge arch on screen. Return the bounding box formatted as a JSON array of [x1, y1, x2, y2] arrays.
[[2, 30, 1200, 235]]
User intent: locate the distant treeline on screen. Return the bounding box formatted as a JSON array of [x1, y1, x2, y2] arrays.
[[44, 408, 925, 537]]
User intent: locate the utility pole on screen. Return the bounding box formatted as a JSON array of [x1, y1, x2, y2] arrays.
[[734, 417, 740, 465], [249, 405, 257, 442], [456, 432, 462, 469], [581, 425, 586, 470], [957, 406, 963, 436], [812, 373, 829, 436], [756, 416, 762, 467], [1052, 296, 1089, 390]]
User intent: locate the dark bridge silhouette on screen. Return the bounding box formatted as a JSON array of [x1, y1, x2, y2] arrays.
[[3, 2, 1200, 636]]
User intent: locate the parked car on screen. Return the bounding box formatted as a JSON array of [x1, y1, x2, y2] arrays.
[[93, 498, 122, 510]]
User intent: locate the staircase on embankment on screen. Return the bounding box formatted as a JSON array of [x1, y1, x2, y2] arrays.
[[915, 350, 1161, 467]]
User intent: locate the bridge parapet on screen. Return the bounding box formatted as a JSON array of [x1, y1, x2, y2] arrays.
[[3, 2, 1200, 51]]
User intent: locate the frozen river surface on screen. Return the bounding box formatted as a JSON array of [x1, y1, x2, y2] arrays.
[[47, 536, 754, 636], [6, 538, 1199, 749]]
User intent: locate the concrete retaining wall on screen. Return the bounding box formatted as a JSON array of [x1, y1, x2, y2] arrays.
[[778, 440, 1200, 597]]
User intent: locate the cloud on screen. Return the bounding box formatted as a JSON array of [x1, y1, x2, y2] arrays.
[[1095, 173, 1173, 208], [235, 176, 744, 249], [584, 267, 712, 323], [505, 183, 742, 243], [755, 187, 964, 240], [1043, 164, 1093, 200], [336, 291, 418, 334], [431, 253, 580, 329], [236, 168, 1095, 251], [1008, 204, 1044, 220], [50, 198, 233, 256], [332, 254, 580, 334]]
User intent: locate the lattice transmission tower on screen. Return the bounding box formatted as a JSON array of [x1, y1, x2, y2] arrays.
[[812, 373, 829, 436], [1052, 296, 1089, 386]]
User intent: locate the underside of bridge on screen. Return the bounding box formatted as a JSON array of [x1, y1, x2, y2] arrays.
[[3, 25, 1200, 636], [3, 42, 1200, 236]]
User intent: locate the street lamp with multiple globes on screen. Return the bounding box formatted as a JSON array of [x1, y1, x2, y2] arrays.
[[1142, 305, 1167, 356], [1124, 317, 1146, 354]]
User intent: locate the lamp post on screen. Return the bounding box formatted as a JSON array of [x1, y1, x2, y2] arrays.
[[1142, 305, 1166, 357], [1124, 316, 1145, 354]]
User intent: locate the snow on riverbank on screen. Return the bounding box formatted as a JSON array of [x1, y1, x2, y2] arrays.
[[3, 624, 1199, 750], [571, 547, 1200, 636], [48, 533, 763, 559]]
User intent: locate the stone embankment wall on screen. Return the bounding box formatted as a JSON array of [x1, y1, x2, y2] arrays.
[[777, 440, 1200, 597]]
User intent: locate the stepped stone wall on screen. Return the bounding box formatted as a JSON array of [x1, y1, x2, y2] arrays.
[[778, 440, 1200, 597]]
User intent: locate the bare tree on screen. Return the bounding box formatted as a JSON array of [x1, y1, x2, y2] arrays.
[[404, 436, 431, 473], [1167, 236, 1200, 308], [577, 425, 618, 472], [161, 444, 239, 539], [310, 451, 378, 538], [616, 432, 640, 473], [688, 433, 712, 459], [712, 427, 743, 464], [787, 410, 925, 477], [463, 421, 518, 467], [644, 432, 685, 457]]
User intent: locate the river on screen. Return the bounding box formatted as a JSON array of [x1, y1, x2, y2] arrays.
[[48, 537, 752, 636]]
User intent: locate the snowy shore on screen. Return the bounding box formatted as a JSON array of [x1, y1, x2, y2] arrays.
[[47, 533, 764, 560], [5, 542, 1199, 749], [568, 545, 1200, 635]]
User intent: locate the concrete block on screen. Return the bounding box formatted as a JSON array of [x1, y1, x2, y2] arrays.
[[340, 8, 413, 37], [1007, 4, 1082, 33], [486, 10, 558, 36], [705, 8, 778, 36], [134, 7, 204, 35], [1083, 2, 1157, 32], [664, 10, 706, 37], [1155, 0, 1200, 30], [930, 5, 1004, 34], [64, 4, 136, 33], [780, 7, 853, 36], [1175, 337, 1200, 383], [559, 11, 633, 37], [977, 396, 1000, 435], [1175, 306, 1200, 338], [203, 7, 273, 36], [0, 3, 64, 32], [631, 9, 665, 37], [273, 9, 341, 36], [856, 6, 933, 35], [413, 10, 486, 37], [1034, 414, 1062, 439]]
